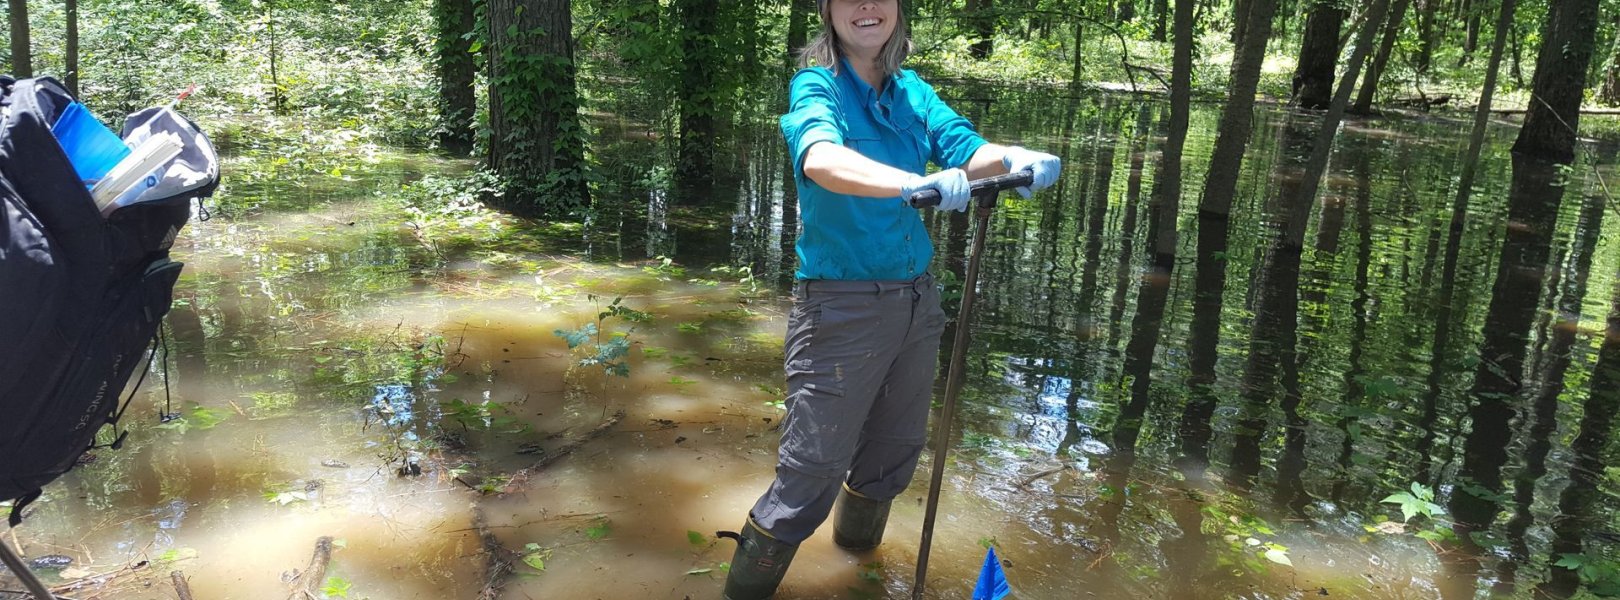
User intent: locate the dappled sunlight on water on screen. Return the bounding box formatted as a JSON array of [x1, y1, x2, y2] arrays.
[[8, 92, 1620, 600]]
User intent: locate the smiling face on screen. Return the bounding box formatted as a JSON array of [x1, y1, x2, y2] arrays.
[[826, 0, 900, 61]]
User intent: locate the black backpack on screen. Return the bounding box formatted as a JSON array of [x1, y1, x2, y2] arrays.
[[0, 76, 219, 526]]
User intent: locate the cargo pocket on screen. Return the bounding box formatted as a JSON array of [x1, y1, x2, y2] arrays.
[[21, 258, 183, 472]]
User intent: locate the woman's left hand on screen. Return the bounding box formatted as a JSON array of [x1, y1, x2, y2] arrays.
[[1002, 147, 1062, 199]]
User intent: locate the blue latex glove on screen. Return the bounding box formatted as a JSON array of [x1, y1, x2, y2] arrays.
[[900, 168, 972, 212], [1001, 146, 1062, 199]]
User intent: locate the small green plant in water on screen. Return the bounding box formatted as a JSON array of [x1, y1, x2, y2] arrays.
[[522, 543, 551, 572], [555, 296, 644, 378], [1369, 482, 1457, 544], [644, 256, 687, 279], [1554, 554, 1620, 596], [858, 561, 884, 582], [475, 475, 511, 496], [1382, 482, 1446, 523], [322, 576, 354, 598], [585, 517, 612, 540], [155, 404, 229, 434]]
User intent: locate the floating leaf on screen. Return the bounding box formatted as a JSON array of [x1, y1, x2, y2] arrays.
[[687, 530, 707, 546], [586, 518, 611, 540], [686, 568, 713, 575], [157, 548, 199, 563], [523, 555, 546, 571], [1263, 548, 1293, 567]]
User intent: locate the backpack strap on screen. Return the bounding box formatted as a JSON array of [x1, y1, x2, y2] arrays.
[[8, 489, 40, 527]]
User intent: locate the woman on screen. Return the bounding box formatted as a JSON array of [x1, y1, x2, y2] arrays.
[[721, 1, 1061, 598]]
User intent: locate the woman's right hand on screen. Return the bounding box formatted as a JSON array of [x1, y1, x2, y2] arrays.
[[899, 169, 971, 212]]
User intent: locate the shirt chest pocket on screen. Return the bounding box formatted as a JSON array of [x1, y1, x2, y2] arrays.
[[846, 113, 929, 174]]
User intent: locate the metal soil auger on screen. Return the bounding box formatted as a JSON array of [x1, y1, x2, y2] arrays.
[[906, 170, 1034, 599]]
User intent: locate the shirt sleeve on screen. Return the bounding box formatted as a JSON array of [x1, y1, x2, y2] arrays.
[[779, 68, 845, 181], [907, 73, 987, 170]]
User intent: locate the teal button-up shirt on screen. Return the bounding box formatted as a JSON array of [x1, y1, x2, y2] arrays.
[[780, 60, 987, 281]]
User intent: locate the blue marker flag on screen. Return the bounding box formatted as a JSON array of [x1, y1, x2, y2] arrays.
[[972, 546, 1011, 600]]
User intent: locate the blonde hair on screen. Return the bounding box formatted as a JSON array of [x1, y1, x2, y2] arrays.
[[798, 4, 913, 77]]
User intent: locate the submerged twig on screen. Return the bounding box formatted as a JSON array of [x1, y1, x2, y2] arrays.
[[283, 537, 333, 600], [472, 505, 517, 600], [507, 410, 627, 487], [172, 570, 195, 600], [1018, 465, 1071, 489]]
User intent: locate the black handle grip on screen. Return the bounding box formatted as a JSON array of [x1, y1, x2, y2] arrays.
[[907, 170, 1036, 208]]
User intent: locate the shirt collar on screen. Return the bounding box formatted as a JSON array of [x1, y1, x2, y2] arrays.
[[838, 56, 900, 101]]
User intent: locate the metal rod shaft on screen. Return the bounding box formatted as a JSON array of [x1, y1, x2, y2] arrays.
[[1, 533, 56, 600], [913, 197, 995, 599]]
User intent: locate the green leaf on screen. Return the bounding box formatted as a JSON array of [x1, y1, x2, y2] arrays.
[[1555, 554, 1588, 570], [188, 404, 227, 430], [1263, 548, 1293, 567], [467, 39, 483, 53], [687, 530, 707, 546], [523, 555, 546, 571], [321, 576, 353, 598], [586, 518, 611, 540], [686, 568, 713, 575], [157, 548, 199, 563]]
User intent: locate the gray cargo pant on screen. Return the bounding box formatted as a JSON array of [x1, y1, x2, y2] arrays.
[[748, 273, 947, 545]]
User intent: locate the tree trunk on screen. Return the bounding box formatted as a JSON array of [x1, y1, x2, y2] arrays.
[[7, 0, 28, 78], [1069, 19, 1085, 94], [1511, 20, 1525, 87], [966, 0, 994, 59], [487, 0, 590, 216], [1452, 0, 1516, 216], [786, 0, 814, 69], [1153, 0, 1169, 41], [1196, 0, 1281, 217], [1461, 0, 1481, 63], [1596, 15, 1620, 105], [676, 0, 720, 203], [1150, 0, 1194, 264], [1416, 0, 1438, 76], [434, 0, 478, 155], [1351, 0, 1412, 114], [267, 0, 285, 113], [1233, 0, 1253, 47], [64, 0, 77, 96], [1292, 1, 1347, 109], [1281, 0, 1389, 249], [1513, 0, 1601, 164]]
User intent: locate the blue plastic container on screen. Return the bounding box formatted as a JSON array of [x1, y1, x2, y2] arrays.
[[51, 102, 130, 186]]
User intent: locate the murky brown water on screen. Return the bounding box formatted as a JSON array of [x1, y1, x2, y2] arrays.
[[6, 87, 1620, 599]]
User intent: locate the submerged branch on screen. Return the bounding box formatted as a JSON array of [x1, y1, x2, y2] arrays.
[[473, 505, 517, 600], [283, 537, 333, 600], [508, 410, 627, 486], [172, 571, 195, 600]]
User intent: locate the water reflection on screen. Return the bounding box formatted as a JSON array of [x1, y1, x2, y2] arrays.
[[12, 86, 1620, 599]]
